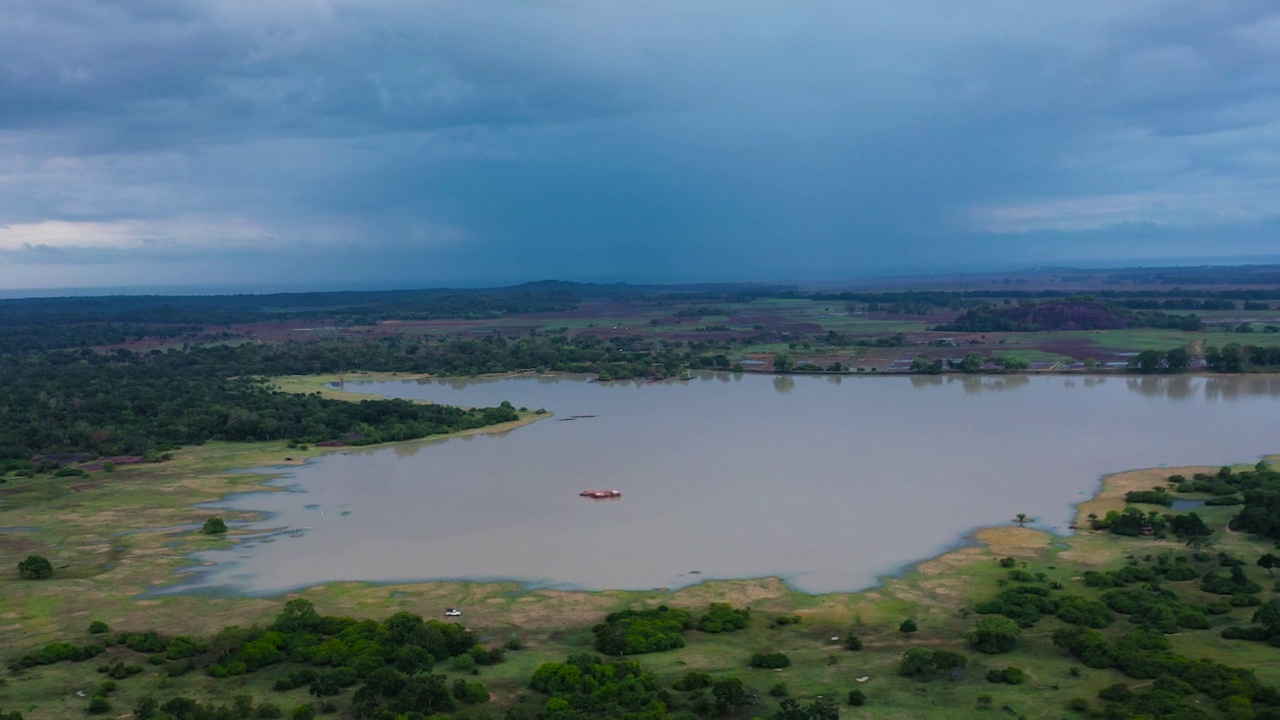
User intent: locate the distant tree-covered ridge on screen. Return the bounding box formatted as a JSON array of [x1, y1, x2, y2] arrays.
[[0, 281, 789, 351], [0, 333, 731, 462], [934, 300, 1202, 333]]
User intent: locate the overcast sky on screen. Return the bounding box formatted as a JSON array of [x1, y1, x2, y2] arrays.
[[2, 1, 1279, 291]]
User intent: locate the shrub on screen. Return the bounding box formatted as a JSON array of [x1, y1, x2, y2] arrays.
[[844, 632, 863, 651], [847, 689, 866, 706], [899, 617, 918, 634], [966, 616, 1021, 654], [87, 697, 111, 714], [17, 555, 53, 580], [92, 681, 117, 697], [697, 603, 749, 633], [898, 649, 968, 680], [769, 682, 788, 697], [87, 621, 109, 635], [749, 652, 791, 669], [469, 644, 505, 666], [986, 666, 1026, 685], [448, 653, 475, 673], [593, 606, 693, 655], [673, 672, 713, 691], [201, 517, 228, 535], [502, 636, 524, 651], [1177, 611, 1212, 630], [1055, 597, 1115, 628]]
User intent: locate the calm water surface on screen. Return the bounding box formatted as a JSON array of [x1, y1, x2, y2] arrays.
[[177, 373, 1280, 595]]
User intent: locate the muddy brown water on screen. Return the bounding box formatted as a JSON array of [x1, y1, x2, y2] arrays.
[[175, 373, 1280, 595]]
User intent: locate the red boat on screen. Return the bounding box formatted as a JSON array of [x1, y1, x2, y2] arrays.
[[579, 489, 622, 499]]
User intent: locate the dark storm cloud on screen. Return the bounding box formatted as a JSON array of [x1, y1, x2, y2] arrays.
[[1, 1, 1278, 290]]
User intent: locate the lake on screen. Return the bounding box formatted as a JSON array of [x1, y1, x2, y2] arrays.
[[176, 373, 1280, 595]]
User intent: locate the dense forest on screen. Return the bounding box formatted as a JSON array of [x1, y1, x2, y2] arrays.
[[0, 334, 732, 464], [934, 301, 1204, 333]]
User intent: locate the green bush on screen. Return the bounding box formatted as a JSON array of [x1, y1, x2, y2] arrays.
[[847, 689, 866, 706], [673, 672, 713, 691], [966, 616, 1021, 654], [986, 666, 1026, 684], [697, 603, 749, 633], [87, 621, 109, 635], [593, 605, 693, 655], [749, 652, 791, 669], [448, 653, 475, 673], [200, 517, 228, 535], [17, 555, 53, 580], [898, 649, 967, 680]]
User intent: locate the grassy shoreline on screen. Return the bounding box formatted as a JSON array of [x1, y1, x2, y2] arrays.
[[2, 437, 1273, 636], [7, 454, 1280, 718], [4, 377, 1280, 718]]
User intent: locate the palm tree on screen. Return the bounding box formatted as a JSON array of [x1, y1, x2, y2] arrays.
[[1014, 513, 1030, 526]]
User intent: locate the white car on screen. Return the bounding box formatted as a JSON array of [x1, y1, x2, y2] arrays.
[[444, 608, 462, 617]]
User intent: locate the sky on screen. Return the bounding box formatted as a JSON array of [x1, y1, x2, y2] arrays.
[[1, 1, 1279, 292]]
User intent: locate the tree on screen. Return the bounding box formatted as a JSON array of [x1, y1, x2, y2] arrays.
[[1252, 600, 1280, 638], [201, 516, 228, 535], [966, 616, 1021, 654], [899, 618, 918, 635], [958, 352, 984, 373], [1165, 348, 1191, 372], [1014, 513, 1030, 526], [18, 555, 53, 579], [910, 355, 943, 374], [1258, 553, 1278, 577], [772, 353, 793, 373], [1130, 350, 1163, 374]]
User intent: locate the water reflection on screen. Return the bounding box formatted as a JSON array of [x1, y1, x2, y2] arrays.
[[353, 372, 1280, 404], [1126, 376, 1195, 400], [957, 375, 1030, 394]]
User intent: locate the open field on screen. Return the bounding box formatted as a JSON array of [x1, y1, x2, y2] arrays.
[[93, 294, 1280, 379]]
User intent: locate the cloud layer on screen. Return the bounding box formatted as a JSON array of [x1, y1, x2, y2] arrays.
[[2, 1, 1278, 290]]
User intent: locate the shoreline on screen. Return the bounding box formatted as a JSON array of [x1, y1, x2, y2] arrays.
[[2, 373, 1276, 649], [144, 435, 1280, 603]]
